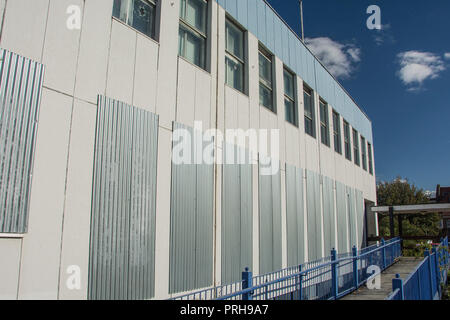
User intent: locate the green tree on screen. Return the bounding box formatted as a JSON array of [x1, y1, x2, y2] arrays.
[[377, 177, 441, 256]]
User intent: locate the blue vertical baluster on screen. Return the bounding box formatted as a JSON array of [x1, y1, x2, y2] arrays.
[[242, 267, 253, 300], [392, 274, 404, 300], [331, 248, 338, 299], [381, 238, 386, 270], [352, 245, 359, 289]]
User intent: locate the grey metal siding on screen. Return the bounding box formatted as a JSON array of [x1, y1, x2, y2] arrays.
[[0, 48, 44, 234], [355, 190, 364, 248], [306, 170, 322, 261], [258, 158, 282, 274], [88, 96, 159, 300], [336, 181, 348, 253], [169, 122, 214, 293], [221, 144, 253, 284], [322, 176, 336, 256], [285, 164, 305, 266], [346, 186, 358, 248]]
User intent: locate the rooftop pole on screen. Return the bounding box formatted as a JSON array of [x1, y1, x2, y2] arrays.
[[299, 0, 305, 42]]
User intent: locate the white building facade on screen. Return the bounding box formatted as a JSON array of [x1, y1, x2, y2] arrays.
[[0, 0, 378, 300]]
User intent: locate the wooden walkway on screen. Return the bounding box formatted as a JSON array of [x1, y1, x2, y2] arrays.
[[341, 257, 423, 300]]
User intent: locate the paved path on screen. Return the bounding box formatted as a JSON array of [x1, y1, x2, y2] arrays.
[[341, 257, 423, 300]]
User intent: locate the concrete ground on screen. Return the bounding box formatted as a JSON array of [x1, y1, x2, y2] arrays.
[[341, 257, 423, 300]]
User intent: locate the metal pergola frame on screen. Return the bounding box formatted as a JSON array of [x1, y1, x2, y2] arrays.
[[368, 203, 450, 243]]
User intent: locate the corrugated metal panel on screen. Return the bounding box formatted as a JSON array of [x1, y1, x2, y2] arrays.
[[346, 186, 358, 248], [236, 0, 248, 28], [0, 48, 44, 234], [256, 0, 266, 45], [336, 181, 348, 254], [222, 144, 253, 284], [322, 176, 336, 256], [285, 164, 305, 266], [306, 170, 322, 261], [169, 122, 214, 294], [88, 96, 158, 300], [258, 156, 281, 274], [247, 0, 258, 35], [355, 190, 365, 249]]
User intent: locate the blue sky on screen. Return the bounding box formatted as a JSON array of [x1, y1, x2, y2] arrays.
[[266, 0, 450, 193]]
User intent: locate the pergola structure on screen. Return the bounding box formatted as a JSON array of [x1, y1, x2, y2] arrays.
[[368, 203, 450, 243]]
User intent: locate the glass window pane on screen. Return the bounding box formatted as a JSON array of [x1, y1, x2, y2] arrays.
[[226, 56, 244, 92], [304, 91, 312, 118], [132, 0, 155, 37], [179, 24, 205, 68], [259, 83, 273, 110], [305, 118, 313, 136], [285, 99, 295, 125], [185, 0, 206, 33], [283, 70, 294, 99], [259, 53, 272, 85], [226, 21, 244, 60]]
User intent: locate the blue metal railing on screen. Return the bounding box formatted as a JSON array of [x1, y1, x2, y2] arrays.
[[171, 237, 402, 300], [386, 237, 449, 300]]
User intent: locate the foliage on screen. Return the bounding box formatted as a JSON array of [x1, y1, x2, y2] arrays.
[[376, 177, 441, 257]]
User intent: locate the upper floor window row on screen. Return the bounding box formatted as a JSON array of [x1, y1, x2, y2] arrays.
[[113, 0, 158, 39], [111, 2, 370, 154]]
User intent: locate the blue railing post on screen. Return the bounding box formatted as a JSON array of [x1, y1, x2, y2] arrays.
[[242, 267, 253, 300], [431, 247, 441, 298], [298, 265, 303, 300], [392, 274, 404, 300], [424, 249, 434, 299], [352, 245, 359, 289], [331, 248, 338, 299], [381, 238, 386, 270]]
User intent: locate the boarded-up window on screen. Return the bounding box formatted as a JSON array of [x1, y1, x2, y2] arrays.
[[88, 96, 159, 300], [169, 122, 214, 294], [0, 49, 44, 234]]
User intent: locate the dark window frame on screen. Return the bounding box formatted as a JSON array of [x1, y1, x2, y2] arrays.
[[319, 99, 330, 147], [332, 110, 342, 154], [283, 67, 297, 126], [303, 84, 315, 138], [343, 120, 351, 161]]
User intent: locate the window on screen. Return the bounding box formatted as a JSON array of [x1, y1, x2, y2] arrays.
[[259, 47, 274, 111], [179, 0, 207, 70], [319, 99, 330, 146], [343, 120, 351, 161], [333, 111, 342, 154], [304, 86, 315, 137], [284, 68, 297, 125], [113, 0, 157, 39], [225, 19, 245, 93], [353, 129, 360, 166], [361, 136, 367, 171], [368, 143, 374, 175]]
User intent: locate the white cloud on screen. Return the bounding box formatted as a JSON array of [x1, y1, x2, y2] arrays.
[[445, 53, 450, 60], [305, 37, 361, 79], [397, 51, 446, 91]]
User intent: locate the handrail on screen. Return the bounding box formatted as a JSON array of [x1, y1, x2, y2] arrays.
[[386, 237, 449, 300], [172, 237, 402, 300]]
